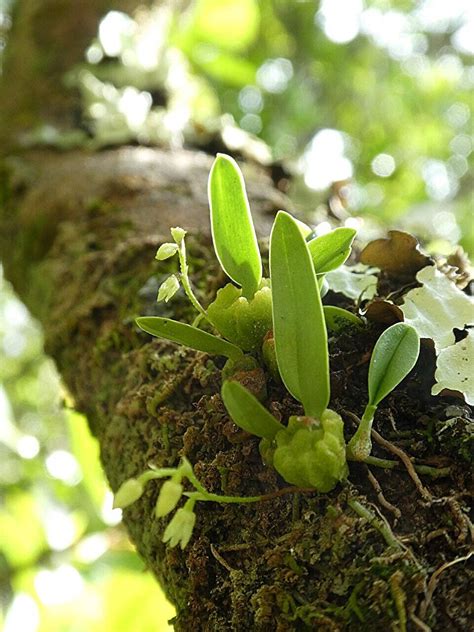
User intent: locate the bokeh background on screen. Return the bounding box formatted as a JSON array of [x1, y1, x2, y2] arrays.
[[0, 1, 472, 630]]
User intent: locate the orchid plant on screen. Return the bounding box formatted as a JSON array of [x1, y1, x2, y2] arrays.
[[115, 154, 421, 549]]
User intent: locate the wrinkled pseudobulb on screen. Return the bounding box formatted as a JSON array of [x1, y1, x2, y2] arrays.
[[272, 410, 348, 492], [207, 280, 272, 352]]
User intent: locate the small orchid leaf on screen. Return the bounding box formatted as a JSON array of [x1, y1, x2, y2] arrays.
[[270, 211, 330, 419], [157, 275, 180, 302], [221, 381, 284, 441], [136, 317, 243, 361], [368, 322, 420, 407], [209, 154, 262, 299], [156, 243, 179, 261], [293, 217, 313, 239], [308, 227, 356, 274], [324, 306, 363, 332]]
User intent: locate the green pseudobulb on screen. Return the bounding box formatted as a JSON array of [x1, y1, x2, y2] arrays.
[[271, 410, 348, 492], [207, 280, 272, 352]]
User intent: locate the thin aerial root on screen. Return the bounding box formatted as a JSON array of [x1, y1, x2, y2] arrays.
[[419, 551, 473, 619], [370, 428, 432, 502], [367, 467, 401, 520]]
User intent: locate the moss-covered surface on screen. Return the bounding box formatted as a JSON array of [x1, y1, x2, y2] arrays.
[[0, 148, 472, 631]]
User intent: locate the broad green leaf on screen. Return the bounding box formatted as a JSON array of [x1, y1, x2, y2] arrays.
[[221, 381, 284, 440], [209, 154, 262, 298], [156, 243, 179, 261], [368, 323, 420, 407], [270, 211, 330, 419], [136, 317, 243, 361], [294, 217, 313, 239], [323, 306, 363, 332], [308, 228, 356, 274], [157, 275, 180, 302]]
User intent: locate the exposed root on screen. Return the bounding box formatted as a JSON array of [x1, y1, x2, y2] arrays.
[[366, 467, 401, 520], [370, 428, 432, 502], [348, 498, 406, 552], [419, 551, 473, 620], [210, 543, 234, 573]]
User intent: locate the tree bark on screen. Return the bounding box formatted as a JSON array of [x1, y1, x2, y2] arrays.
[[1, 3, 472, 631]]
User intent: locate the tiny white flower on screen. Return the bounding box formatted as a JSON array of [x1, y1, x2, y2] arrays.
[[113, 478, 144, 509], [171, 227, 186, 245], [157, 275, 180, 302], [155, 480, 183, 518], [162, 505, 196, 549]]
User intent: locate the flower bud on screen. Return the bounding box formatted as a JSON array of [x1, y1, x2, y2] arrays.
[[155, 480, 183, 518], [113, 478, 144, 509]]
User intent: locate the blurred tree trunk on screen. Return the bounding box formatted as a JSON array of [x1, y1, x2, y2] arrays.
[[0, 2, 282, 629]]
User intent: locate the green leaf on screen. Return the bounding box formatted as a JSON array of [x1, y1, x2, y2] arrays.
[[368, 323, 420, 407], [221, 381, 284, 440], [156, 243, 179, 261], [209, 154, 262, 298], [270, 211, 330, 419], [157, 275, 180, 302], [324, 306, 363, 332], [136, 317, 243, 361], [293, 217, 313, 239], [308, 228, 356, 274]]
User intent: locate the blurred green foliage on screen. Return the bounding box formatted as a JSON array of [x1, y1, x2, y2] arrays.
[[0, 0, 472, 629], [56, 0, 472, 255], [0, 271, 175, 631]]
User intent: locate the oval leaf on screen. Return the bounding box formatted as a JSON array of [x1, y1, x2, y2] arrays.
[[136, 317, 243, 361], [209, 154, 262, 298], [324, 306, 363, 332], [368, 322, 420, 407], [308, 227, 356, 274], [221, 381, 284, 440], [270, 211, 330, 419]]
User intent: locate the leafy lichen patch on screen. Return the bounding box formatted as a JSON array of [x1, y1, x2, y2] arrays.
[[401, 265, 473, 352], [432, 329, 474, 404], [325, 264, 379, 302]]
